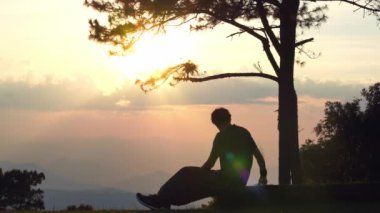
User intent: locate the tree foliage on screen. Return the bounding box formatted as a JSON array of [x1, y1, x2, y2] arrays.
[[83, 0, 336, 69], [301, 83, 380, 183], [0, 169, 45, 210], [84, 0, 378, 71]]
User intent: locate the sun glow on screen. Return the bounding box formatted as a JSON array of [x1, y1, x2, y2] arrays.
[[111, 27, 195, 81]]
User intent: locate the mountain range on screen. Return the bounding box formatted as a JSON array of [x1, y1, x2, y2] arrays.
[[0, 161, 175, 210]]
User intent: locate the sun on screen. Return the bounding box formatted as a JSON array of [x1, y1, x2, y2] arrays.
[[111, 26, 195, 81]]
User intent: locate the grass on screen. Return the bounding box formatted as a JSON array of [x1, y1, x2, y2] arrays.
[[11, 203, 380, 213]]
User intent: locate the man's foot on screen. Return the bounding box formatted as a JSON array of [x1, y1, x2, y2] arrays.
[[136, 193, 170, 210]]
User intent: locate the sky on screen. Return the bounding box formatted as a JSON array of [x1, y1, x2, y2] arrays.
[[0, 0, 379, 188]]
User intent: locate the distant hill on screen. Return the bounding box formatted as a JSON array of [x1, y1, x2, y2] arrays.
[[0, 161, 98, 190], [115, 170, 171, 193], [44, 188, 211, 210], [44, 188, 139, 210], [0, 161, 42, 171]]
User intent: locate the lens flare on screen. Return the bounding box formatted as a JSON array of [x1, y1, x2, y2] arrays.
[[226, 152, 250, 182]]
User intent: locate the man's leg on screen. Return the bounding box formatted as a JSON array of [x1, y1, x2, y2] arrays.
[[136, 193, 170, 210], [157, 166, 223, 206]]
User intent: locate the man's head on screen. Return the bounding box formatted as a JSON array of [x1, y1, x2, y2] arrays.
[[211, 108, 231, 130]]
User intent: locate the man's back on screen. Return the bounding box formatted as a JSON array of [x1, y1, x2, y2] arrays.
[[213, 124, 257, 184]]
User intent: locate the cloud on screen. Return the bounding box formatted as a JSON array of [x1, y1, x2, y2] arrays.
[[0, 77, 372, 111], [0, 79, 99, 110], [295, 79, 365, 101], [115, 99, 131, 108], [0, 58, 31, 74], [175, 78, 367, 105]]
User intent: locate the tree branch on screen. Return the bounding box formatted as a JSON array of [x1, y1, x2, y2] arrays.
[[264, 0, 281, 7], [226, 30, 246, 38], [226, 26, 280, 39], [175, 72, 279, 83], [295, 38, 314, 47], [303, 0, 380, 12], [199, 10, 280, 76], [146, 13, 188, 31], [262, 41, 281, 76], [199, 10, 267, 41], [257, 0, 281, 55]]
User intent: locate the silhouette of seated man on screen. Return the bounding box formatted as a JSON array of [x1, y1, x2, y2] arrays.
[[136, 107, 267, 209]]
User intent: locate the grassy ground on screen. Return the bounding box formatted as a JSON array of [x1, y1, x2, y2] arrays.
[[20, 203, 380, 213]]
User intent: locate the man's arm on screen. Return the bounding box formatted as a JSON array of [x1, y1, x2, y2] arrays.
[[201, 153, 217, 170], [201, 138, 219, 170], [246, 129, 267, 184], [252, 146, 268, 184]]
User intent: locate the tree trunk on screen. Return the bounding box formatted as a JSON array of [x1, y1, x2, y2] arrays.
[[278, 79, 302, 184], [278, 0, 303, 184]]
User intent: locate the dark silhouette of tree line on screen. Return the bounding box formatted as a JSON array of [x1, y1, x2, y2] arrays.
[[66, 203, 94, 211], [85, 0, 380, 184], [301, 83, 380, 183], [0, 168, 45, 210]]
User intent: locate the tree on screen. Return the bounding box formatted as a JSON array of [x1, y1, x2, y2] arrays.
[[300, 83, 380, 183], [84, 0, 380, 184], [0, 169, 45, 210]]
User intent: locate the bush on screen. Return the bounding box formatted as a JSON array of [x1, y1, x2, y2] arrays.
[[66, 204, 94, 211]]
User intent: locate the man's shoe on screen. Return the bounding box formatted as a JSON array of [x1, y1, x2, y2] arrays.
[[136, 193, 170, 210]]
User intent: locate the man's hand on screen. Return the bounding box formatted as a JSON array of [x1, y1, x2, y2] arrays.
[[258, 176, 268, 185]]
